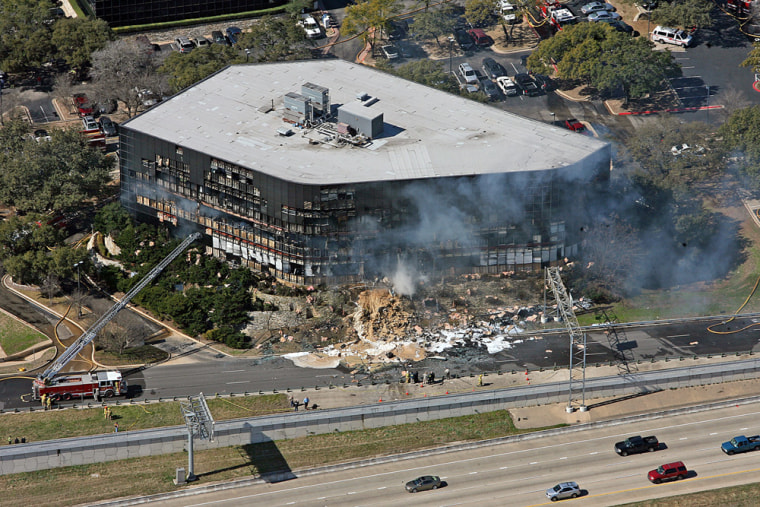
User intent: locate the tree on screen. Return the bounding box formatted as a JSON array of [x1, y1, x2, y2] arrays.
[[285, 0, 314, 17], [0, 124, 113, 213], [342, 0, 402, 56], [741, 41, 760, 74], [94, 202, 133, 236], [719, 105, 760, 182], [410, 8, 457, 47], [653, 0, 712, 29], [90, 40, 169, 117], [159, 43, 242, 93], [527, 23, 680, 101], [0, 0, 55, 72], [231, 16, 311, 65], [51, 17, 113, 72], [465, 0, 495, 28]]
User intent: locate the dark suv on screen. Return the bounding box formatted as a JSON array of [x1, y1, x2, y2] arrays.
[[212, 30, 230, 46], [648, 461, 688, 483], [454, 28, 475, 50]]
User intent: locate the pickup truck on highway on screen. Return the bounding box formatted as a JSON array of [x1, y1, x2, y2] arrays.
[[614, 435, 659, 456], [721, 435, 760, 455]]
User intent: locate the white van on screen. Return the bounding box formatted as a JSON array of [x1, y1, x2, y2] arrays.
[[650, 26, 692, 47]]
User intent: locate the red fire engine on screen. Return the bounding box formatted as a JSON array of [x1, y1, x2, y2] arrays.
[[33, 371, 126, 401], [727, 0, 751, 17]]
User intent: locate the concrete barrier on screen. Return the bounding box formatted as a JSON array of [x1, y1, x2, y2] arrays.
[[3, 358, 760, 475]]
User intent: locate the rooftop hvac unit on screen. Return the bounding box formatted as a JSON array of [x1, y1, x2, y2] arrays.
[[337, 102, 383, 139], [302, 82, 330, 118], [284, 92, 312, 116]]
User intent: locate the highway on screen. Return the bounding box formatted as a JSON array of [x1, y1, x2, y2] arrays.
[[148, 403, 760, 506]]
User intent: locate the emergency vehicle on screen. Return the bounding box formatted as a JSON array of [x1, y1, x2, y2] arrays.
[[33, 371, 126, 401], [541, 1, 578, 31]]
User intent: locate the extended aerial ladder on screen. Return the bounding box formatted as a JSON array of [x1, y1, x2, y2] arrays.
[[37, 232, 202, 383]]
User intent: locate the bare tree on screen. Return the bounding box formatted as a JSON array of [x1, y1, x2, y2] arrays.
[[98, 321, 141, 355], [90, 39, 169, 117], [52, 73, 76, 116]]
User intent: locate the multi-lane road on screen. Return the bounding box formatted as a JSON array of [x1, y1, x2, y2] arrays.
[[148, 402, 760, 506]]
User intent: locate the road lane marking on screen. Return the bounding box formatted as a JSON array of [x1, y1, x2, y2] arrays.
[[559, 456, 567, 459], [709, 432, 718, 435], [500, 466, 509, 469], [469, 471, 478, 474], [377, 486, 386, 490], [679, 437, 688, 440], [529, 461, 539, 464], [222, 370, 245, 373], [665, 334, 689, 338], [589, 452, 598, 455], [225, 380, 250, 384], [741, 427, 749, 430]]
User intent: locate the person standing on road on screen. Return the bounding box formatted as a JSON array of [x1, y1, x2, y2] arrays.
[[114, 423, 119, 433], [444, 368, 450, 379], [303, 396, 310, 410]]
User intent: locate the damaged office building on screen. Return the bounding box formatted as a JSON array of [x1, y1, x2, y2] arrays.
[[118, 60, 611, 286]]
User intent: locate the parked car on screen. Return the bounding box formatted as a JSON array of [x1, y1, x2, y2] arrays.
[[82, 115, 98, 131], [482, 57, 507, 79], [99, 116, 117, 137], [480, 78, 500, 100], [299, 15, 322, 39], [581, 2, 615, 14], [562, 118, 586, 132], [454, 27, 475, 50], [73, 93, 93, 116], [650, 25, 692, 47], [212, 30, 230, 46], [225, 26, 242, 44], [458, 62, 478, 85], [498, 0, 518, 23], [405, 475, 442, 493], [587, 10, 621, 21], [381, 44, 399, 59], [607, 20, 634, 34], [388, 19, 408, 40], [195, 37, 211, 48], [514, 73, 540, 96], [175, 36, 195, 53], [33, 129, 51, 142], [546, 481, 581, 501], [467, 28, 493, 46], [647, 461, 688, 483], [496, 76, 518, 96]]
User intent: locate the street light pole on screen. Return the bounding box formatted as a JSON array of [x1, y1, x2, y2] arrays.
[[245, 48, 251, 63], [74, 261, 83, 318], [705, 85, 710, 123], [448, 37, 454, 75]]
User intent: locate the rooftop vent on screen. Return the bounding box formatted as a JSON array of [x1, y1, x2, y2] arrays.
[[356, 92, 370, 101], [277, 127, 293, 137]]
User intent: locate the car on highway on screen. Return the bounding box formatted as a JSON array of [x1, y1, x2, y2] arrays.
[[588, 10, 621, 21], [514, 73, 540, 96], [581, 2, 615, 14], [648, 461, 688, 483], [405, 475, 442, 493], [546, 481, 581, 501], [482, 57, 507, 79], [496, 76, 518, 96]]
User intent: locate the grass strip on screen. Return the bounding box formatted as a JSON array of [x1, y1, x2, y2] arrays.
[[618, 482, 760, 507], [0, 313, 47, 356], [0, 410, 556, 507], [0, 394, 289, 442]]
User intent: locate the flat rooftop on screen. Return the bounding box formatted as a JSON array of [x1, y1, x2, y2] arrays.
[[124, 60, 609, 185]]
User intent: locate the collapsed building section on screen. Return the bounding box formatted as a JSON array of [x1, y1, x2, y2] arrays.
[[119, 60, 611, 285]]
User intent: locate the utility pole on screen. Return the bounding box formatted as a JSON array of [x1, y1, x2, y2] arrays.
[[74, 261, 83, 318]]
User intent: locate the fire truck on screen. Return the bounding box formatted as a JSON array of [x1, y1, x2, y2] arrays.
[[30, 233, 202, 404], [32, 371, 126, 401], [727, 0, 751, 17]]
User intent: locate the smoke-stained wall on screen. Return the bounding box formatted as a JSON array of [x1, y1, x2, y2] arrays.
[[120, 121, 609, 287]]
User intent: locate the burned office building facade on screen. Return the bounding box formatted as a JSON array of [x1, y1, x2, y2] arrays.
[[119, 61, 611, 285]]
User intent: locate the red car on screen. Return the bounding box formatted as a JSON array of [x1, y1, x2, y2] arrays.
[[467, 28, 493, 46], [73, 93, 93, 116], [564, 119, 585, 132], [648, 461, 688, 484]]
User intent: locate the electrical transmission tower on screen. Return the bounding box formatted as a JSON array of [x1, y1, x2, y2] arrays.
[[544, 267, 587, 413]]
